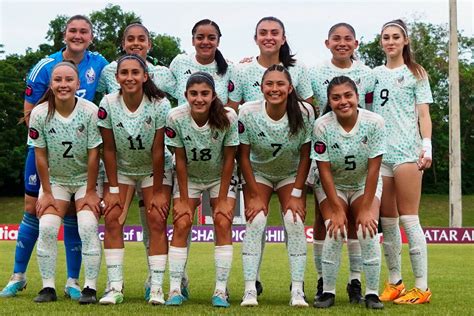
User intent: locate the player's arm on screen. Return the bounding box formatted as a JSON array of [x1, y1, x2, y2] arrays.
[[214, 145, 237, 223], [226, 100, 240, 112], [417, 103, 432, 170], [99, 127, 121, 213], [172, 146, 193, 224], [79, 146, 101, 217], [24, 101, 35, 127], [34, 147, 57, 215], [150, 128, 169, 220]]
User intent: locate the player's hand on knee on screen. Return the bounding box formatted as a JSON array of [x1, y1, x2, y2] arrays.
[[78, 191, 101, 219], [356, 213, 378, 238], [245, 195, 267, 223], [173, 199, 193, 225], [103, 192, 122, 216], [328, 211, 347, 240], [36, 192, 58, 217], [285, 196, 306, 223], [149, 192, 170, 221], [213, 198, 234, 224]]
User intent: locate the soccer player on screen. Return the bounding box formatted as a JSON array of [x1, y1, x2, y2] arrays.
[[27, 61, 102, 304], [312, 76, 384, 310], [97, 22, 176, 301], [169, 19, 233, 106], [164, 72, 239, 308], [0, 15, 108, 300], [308, 22, 375, 305], [97, 54, 172, 305], [239, 65, 314, 307], [374, 19, 433, 305]]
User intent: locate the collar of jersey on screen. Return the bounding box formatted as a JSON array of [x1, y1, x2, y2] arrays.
[[120, 95, 146, 117], [186, 103, 210, 131], [334, 109, 361, 137], [54, 97, 80, 123], [191, 52, 217, 69], [261, 100, 288, 124], [326, 59, 357, 73]]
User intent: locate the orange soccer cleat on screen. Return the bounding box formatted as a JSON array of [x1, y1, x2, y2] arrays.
[[393, 287, 432, 305], [379, 281, 406, 302]]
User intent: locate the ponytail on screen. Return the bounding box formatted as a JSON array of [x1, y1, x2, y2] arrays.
[[192, 19, 228, 76]]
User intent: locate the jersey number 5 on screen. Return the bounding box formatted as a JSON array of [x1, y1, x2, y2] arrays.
[[344, 155, 356, 170]]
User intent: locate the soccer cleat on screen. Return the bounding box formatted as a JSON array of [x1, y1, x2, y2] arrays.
[[181, 277, 190, 300], [64, 279, 81, 301], [240, 290, 258, 306], [365, 294, 384, 309], [290, 289, 309, 307], [144, 276, 151, 301], [148, 287, 165, 305], [99, 288, 124, 305], [379, 280, 406, 302], [0, 275, 27, 297], [313, 277, 323, 303], [165, 290, 185, 306], [393, 288, 431, 305], [212, 289, 230, 308], [347, 279, 364, 304], [313, 292, 335, 308], [255, 280, 263, 296], [34, 287, 57, 303], [78, 287, 97, 305]]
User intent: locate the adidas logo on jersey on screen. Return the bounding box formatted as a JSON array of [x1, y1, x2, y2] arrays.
[[184, 135, 192, 141], [252, 81, 260, 87], [116, 122, 124, 128], [48, 128, 56, 134], [257, 131, 266, 137], [331, 143, 340, 149], [323, 79, 330, 85], [184, 69, 192, 75]]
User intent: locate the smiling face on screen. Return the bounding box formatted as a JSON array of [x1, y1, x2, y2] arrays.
[[192, 24, 220, 63], [261, 70, 293, 107], [51, 65, 80, 102], [116, 59, 148, 95], [63, 18, 93, 54], [255, 20, 286, 56], [185, 82, 216, 117], [381, 26, 408, 59], [325, 25, 358, 63], [328, 82, 359, 120], [122, 25, 151, 59]]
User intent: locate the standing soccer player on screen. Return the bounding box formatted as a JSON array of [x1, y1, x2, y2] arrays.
[[312, 76, 384, 310], [97, 54, 172, 305], [0, 15, 108, 300], [239, 65, 314, 307], [374, 19, 433, 305], [164, 72, 239, 308]]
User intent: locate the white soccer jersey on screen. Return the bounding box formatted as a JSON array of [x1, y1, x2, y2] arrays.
[[169, 53, 233, 105], [311, 108, 385, 191], [309, 60, 375, 114], [97, 92, 172, 176], [229, 58, 313, 103], [97, 61, 176, 95], [28, 98, 102, 186], [239, 100, 315, 182], [372, 65, 433, 165], [165, 104, 239, 183]]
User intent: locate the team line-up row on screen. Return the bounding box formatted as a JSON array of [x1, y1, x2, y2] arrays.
[[1, 15, 433, 309]]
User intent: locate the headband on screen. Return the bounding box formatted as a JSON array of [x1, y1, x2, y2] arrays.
[[53, 61, 78, 73], [188, 72, 215, 90], [381, 22, 408, 37], [117, 54, 148, 72]]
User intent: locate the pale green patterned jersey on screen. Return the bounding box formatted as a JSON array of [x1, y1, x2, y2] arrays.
[[165, 104, 239, 184], [97, 61, 176, 95], [27, 98, 102, 186], [311, 108, 385, 191], [97, 92, 172, 176], [309, 60, 375, 114], [238, 100, 315, 182], [229, 58, 313, 103], [169, 53, 233, 105], [372, 65, 433, 165]]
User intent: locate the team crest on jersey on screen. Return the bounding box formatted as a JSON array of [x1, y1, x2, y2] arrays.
[[165, 127, 176, 138], [212, 131, 219, 142], [86, 67, 96, 84], [238, 121, 245, 134], [77, 124, 85, 137], [361, 135, 368, 144], [396, 76, 405, 87], [25, 85, 33, 97], [228, 80, 234, 92], [98, 107, 108, 120], [144, 116, 152, 129], [314, 141, 326, 154], [29, 127, 39, 140]]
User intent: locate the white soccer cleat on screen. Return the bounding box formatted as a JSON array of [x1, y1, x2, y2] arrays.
[[148, 287, 165, 305], [241, 289, 258, 306], [99, 288, 124, 305], [290, 289, 309, 307]]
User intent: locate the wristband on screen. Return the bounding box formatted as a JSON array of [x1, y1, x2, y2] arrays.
[[109, 186, 119, 194], [422, 138, 432, 159], [291, 188, 302, 198]]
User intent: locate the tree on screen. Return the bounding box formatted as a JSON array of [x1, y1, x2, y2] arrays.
[[359, 21, 474, 194]]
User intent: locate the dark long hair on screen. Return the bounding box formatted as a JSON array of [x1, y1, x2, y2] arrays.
[[381, 19, 426, 79], [261, 64, 310, 136], [116, 54, 166, 101], [185, 71, 230, 130], [328, 22, 357, 61], [323, 75, 359, 115], [192, 19, 228, 76], [37, 60, 79, 121], [255, 17, 296, 68]]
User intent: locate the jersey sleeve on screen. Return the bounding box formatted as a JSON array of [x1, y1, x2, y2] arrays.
[[165, 112, 183, 148], [311, 119, 329, 162], [87, 106, 103, 149], [27, 107, 46, 148], [151, 65, 176, 96], [223, 110, 240, 147], [237, 110, 249, 145], [301, 103, 315, 144], [24, 59, 52, 105], [295, 64, 313, 100], [228, 64, 243, 103], [97, 96, 113, 129], [415, 76, 433, 105], [368, 116, 386, 159], [156, 98, 172, 130]]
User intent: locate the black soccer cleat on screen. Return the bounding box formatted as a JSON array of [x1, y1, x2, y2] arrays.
[[365, 294, 384, 309], [79, 286, 97, 304], [313, 292, 335, 308], [256, 280, 263, 296], [34, 287, 57, 303], [314, 277, 323, 301], [347, 279, 364, 304]]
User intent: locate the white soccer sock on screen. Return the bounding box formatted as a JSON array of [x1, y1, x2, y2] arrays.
[[149, 255, 167, 289], [214, 245, 233, 292], [313, 239, 324, 279], [380, 217, 402, 284], [168, 246, 187, 293], [38, 214, 62, 289], [322, 220, 343, 294], [347, 239, 362, 282], [242, 212, 267, 286], [357, 225, 381, 296], [283, 211, 306, 284], [104, 248, 124, 292], [400, 215, 428, 290], [77, 211, 101, 290]]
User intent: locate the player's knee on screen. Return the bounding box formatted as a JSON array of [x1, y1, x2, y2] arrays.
[[214, 215, 231, 232], [173, 217, 192, 235]]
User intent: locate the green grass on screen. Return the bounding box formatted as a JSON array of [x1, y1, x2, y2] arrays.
[[1, 194, 473, 227], [0, 242, 473, 314]]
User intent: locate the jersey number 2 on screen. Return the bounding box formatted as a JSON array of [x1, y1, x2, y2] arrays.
[[62, 141, 73, 158]]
